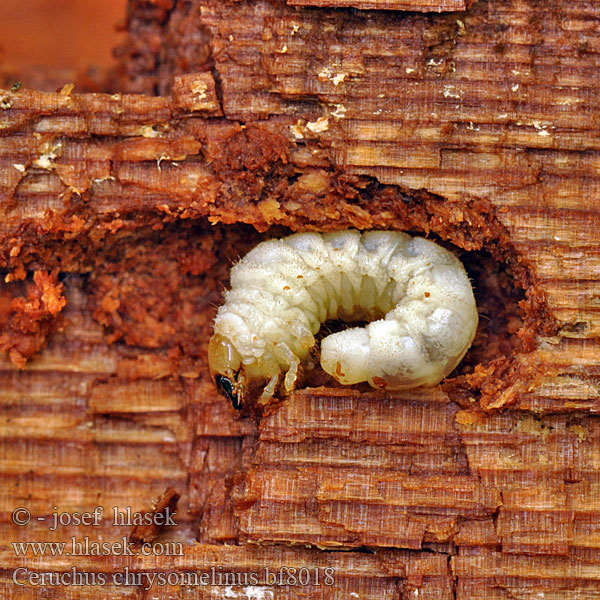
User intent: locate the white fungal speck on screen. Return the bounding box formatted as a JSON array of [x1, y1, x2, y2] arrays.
[[331, 104, 347, 120], [289, 122, 305, 139], [405, 67, 415, 74], [531, 121, 552, 136], [318, 66, 332, 80], [306, 117, 329, 133], [511, 83, 519, 91], [191, 80, 208, 101], [13, 163, 25, 173], [332, 73, 346, 86], [318, 66, 348, 86], [443, 85, 462, 99], [209, 231, 478, 407], [317, 67, 333, 80], [34, 141, 62, 170], [36, 154, 55, 170], [92, 175, 115, 184]]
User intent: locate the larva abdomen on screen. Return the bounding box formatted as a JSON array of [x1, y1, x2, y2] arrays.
[[209, 230, 478, 408]]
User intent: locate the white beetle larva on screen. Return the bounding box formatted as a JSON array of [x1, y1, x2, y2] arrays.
[[208, 230, 478, 409]]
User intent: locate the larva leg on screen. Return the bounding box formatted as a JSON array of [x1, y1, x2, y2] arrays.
[[260, 373, 280, 405], [275, 341, 301, 393]]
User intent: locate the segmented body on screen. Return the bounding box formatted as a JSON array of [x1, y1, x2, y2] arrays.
[[208, 230, 478, 408]]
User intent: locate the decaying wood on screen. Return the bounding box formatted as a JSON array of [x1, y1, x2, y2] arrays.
[[1, 0, 600, 597], [129, 486, 180, 546], [0, 269, 66, 367], [171, 72, 222, 116], [287, 0, 476, 11]]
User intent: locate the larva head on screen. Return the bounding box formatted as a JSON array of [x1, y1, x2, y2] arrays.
[[208, 334, 245, 410]]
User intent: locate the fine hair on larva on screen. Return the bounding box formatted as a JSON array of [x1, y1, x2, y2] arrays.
[[208, 230, 478, 409]]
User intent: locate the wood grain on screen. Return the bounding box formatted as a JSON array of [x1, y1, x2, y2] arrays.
[[287, 0, 476, 11], [0, 0, 599, 597]]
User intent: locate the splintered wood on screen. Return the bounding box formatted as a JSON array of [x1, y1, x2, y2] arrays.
[[1, 0, 600, 598]]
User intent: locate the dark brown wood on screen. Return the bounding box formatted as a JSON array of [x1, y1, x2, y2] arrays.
[[129, 486, 180, 546]]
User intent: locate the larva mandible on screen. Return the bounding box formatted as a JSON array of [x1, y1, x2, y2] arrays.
[[208, 230, 478, 409]]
